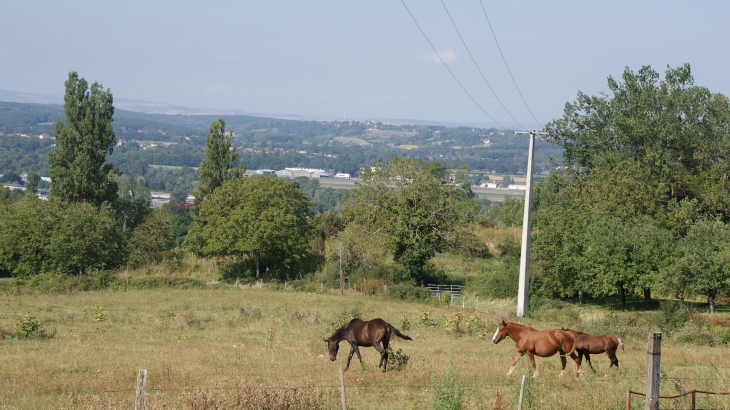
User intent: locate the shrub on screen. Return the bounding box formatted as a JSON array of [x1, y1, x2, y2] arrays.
[[658, 299, 691, 332], [465, 264, 518, 299], [387, 346, 410, 371], [386, 283, 430, 301], [14, 314, 54, 339]]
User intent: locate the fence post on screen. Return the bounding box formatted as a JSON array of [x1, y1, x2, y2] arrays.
[[644, 332, 662, 410], [518, 374, 526, 410], [475, 296, 478, 311], [339, 368, 347, 410], [625, 390, 631, 410], [462, 297, 465, 309], [690, 390, 696, 410], [135, 368, 147, 410]]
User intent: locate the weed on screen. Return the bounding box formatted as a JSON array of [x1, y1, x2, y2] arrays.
[[444, 312, 464, 333], [92, 304, 105, 322], [387, 346, 410, 371], [401, 316, 411, 331], [431, 361, 466, 410], [420, 310, 439, 327], [14, 314, 54, 339]]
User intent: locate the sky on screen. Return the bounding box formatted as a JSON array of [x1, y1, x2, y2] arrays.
[[1, 1, 728, 129]]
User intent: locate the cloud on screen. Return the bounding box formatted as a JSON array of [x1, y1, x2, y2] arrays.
[[419, 48, 458, 64], [204, 85, 230, 94]]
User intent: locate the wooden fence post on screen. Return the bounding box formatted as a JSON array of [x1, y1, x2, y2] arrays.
[[644, 332, 662, 410], [518, 374, 526, 410], [135, 368, 147, 410], [339, 368, 347, 410], [625, 390, 631, 410]]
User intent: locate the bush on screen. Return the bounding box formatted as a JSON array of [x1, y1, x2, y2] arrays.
[[385, 283, 430, 301], [658, 299, 691, 332], [465, 264, 518, 299], [387, 346, 410, 371], [14, 314, 54, 339]]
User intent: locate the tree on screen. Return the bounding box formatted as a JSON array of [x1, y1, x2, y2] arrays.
[[340, 157, 477, 281], [48, 72, 118, 206], [193, 118, 242, 205], [25, 171, 39, 195], [546, 64, 730, 220], [184, 175, 314, 279], [126, 208, 175, 268], [670, 221, 730, 313]]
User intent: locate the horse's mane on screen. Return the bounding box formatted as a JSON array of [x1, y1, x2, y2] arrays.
[[507, 321, 536, 331], [331, 318, 357, 339]]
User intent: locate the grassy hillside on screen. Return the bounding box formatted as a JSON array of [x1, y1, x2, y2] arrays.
[[1, 280, 729, 409]]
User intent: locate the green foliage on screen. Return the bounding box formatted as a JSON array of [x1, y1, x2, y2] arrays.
[[483, 197, 524, 228], [658, 300, 691, 332], [341, 157, 477, 281], [185, 175, 314, 279], [24, 171, 39, 194], [0, 198, 121, 277], [385, 284, 430, 301], [386, 346, 410, 371], [465, 263, 518, 299], [193, 118, 242, 205], [48, 72, 118, 206], [14, 314, 54, 339], [126, 208, 175, 268], [431, 362, 466, 410]]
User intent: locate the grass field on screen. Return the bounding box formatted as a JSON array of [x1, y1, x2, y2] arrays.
[[2, 283, 730, 409]]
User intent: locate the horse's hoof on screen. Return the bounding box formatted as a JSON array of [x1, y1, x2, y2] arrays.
[[559, 370, 564, 377], [532, 373, 539, 378]]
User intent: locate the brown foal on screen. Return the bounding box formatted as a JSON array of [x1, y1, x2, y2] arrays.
[[324, 318, 412, 372]]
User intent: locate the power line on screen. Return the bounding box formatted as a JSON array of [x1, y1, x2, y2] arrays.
[[439, 0, 527, 131], [479, 0, 543, 129], [399, 0, 507, 129]]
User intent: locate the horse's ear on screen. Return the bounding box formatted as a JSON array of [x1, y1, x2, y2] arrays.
[[323, 339, 328, 342], [501, 320, 506, 326]]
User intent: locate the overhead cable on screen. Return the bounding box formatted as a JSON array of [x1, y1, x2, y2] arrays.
[[439, 0, 526, 131], [479, 0, 543, 129], [399, 0, 507, 129]]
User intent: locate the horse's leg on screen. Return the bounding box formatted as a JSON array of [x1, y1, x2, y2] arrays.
[[382, 338, 390, 371], [569, 351, 583, 376], [527, 352, 538, 378], [344, 345, 356, 371], [585, 353, 593, 371], [372, 341, 387, 372], [352, 345, 365, 370], [559, 351, 567, 377], [507, 351, 524, 376], [607, 349, 618, 368]]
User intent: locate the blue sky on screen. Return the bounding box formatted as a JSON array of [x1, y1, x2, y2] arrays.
[[1, 1, 728, 129]]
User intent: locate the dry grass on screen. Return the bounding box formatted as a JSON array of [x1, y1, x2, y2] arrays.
[[1, 287, 730, 409]]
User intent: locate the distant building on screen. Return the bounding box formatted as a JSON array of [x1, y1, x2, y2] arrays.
[[507, 184, 527, 190], [480, 182, 498, 189], [256, 169, 275, 175], [335, 173, 351, 179]]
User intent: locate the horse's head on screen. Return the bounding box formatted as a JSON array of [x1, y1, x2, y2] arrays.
[[492, 320, 509, 344], [323, 338, 340, 361]]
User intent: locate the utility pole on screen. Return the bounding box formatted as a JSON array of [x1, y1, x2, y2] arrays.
[[514, 130, 544, 318]]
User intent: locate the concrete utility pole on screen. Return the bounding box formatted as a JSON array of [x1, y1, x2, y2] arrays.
[[514, 130, 544, 318]]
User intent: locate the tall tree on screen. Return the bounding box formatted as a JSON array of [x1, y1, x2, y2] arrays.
[[341, 157, 476, 281], [194, 118, 242, 205], [48, 72, 118, 206], [185, 175, 314, 279]]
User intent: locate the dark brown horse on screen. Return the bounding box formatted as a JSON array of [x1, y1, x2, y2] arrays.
[[324, 318, 412, 372], [491, 320, 582, 377], [563, 329, 624, 370]]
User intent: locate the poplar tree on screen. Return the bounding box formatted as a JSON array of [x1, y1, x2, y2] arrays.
[[48, 72, 118, 206], [194, 118, 242, 205]]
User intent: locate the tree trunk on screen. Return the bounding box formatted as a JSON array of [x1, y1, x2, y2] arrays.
[[578, 290, 585, 305], [707, 288, 717, 314], [619, 284, 626, 310], [644, 288, 652, 310], [254, 249, 261, 279]]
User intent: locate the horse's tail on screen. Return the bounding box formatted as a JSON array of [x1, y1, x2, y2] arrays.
[[388, 324, 413, 341], [617, 338, 624, 352]]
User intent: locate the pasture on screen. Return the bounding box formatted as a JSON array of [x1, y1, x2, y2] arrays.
[[2, 286, 730, 409]]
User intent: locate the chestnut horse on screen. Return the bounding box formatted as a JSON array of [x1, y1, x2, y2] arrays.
[[324, 318, 412, 372], [563, 329, 624, 370], [491, 320, 582, 377]]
